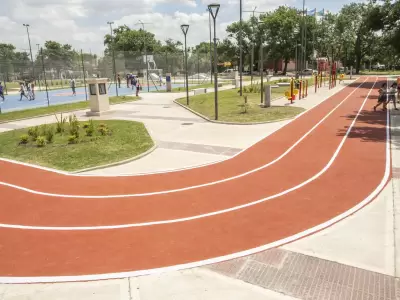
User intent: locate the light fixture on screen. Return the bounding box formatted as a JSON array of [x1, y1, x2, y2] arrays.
[[208, 3, 220, 19], [180, 24, 189, 35]]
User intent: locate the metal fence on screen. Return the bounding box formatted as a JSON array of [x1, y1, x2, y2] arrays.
[[97, 51, 212, 91]]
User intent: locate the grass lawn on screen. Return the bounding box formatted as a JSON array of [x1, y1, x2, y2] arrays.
[[0, 119, 154, 171], [177, 89, 305, 123], [152, 82, 230, 93], [0, 95, 139, 123]]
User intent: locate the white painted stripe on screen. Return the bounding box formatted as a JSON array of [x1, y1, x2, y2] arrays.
[[0, 78, 379, 230], [0, 80, 389, 284], [0, 80, 355, 178], [0, 79, 370, 198]]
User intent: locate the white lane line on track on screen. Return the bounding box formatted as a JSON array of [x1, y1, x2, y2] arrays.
[[0, 78, 389, 284], [0, 79, 370, 199], [0, 78, 379, 230], [0, 79, 357, 178]]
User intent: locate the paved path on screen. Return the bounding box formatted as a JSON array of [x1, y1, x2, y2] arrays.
[[0, 77, 391, 286]]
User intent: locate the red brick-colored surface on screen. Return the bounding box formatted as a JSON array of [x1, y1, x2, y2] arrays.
[[0, 77, 390, 281]]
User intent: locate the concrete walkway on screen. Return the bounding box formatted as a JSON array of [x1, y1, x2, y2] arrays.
[[3, 78, 397, 299]]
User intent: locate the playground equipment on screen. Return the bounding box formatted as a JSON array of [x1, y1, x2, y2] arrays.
[[284, 78, 299, 104]]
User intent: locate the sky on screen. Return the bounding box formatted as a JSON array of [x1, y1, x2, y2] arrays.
[[0, 0, 358, 57]]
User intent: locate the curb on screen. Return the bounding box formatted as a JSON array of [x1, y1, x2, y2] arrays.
[[0, 98, 141, 125], [71, 143, 158, 174], [173, 97, 301, 125]]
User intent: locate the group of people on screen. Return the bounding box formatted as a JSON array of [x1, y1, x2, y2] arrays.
[[374, 80, 400, 111], [125, 74, 141, 96], [19, 81, 35, 101]]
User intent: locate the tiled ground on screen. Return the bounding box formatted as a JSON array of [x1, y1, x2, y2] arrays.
[[205, 248, 399, 300]]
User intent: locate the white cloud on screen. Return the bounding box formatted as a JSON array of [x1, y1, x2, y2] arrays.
[[0, 0, 290, 56]]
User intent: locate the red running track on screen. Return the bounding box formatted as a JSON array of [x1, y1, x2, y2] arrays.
[[0, 77, 391, 283]]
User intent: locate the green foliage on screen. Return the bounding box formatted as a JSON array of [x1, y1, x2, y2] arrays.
[[243, 83, 261, 93], [55, 113, 67, 134], [83, 122, 90, 129], [27, 126, 40, 141], [36, 136, 47, 147], [98, 126, 109, 136], [45, 126, 55, 143], [68, 135, 78, 144], [19, 134, 29, 145], [68, 114, 80, 138], [85, 119, 95, 137]]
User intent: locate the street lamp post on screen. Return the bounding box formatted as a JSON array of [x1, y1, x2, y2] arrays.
[[135, 20, 151, 92], [36, 44, 42, 91], [239, 0, 243, 96], [180, 24, 190, 106], [208, 9, 213, 84], [40, 47, 49, 106], [208, 3, 220, 120], [23, 24, 35, 82], [107, 21, 118, 96]]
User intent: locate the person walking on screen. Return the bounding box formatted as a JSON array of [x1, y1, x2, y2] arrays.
[[126, 73, 130, 88], [131, 75, 136, 91], [0, 82, 4, 102], [117, 74, 121, 88], [30, 81, 35, 100], [19, 82, 28, 101], [386, 82, 398, 111], [374, 82, 387, 111], [397, 77, 400, 103], [70, 78, 76, 96], [135, 77, 140, 97]]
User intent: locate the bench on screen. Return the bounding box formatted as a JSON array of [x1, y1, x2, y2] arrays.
[[193, 88, 207, 95]]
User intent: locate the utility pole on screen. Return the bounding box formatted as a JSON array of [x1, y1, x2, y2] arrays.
[[243, 7, 266, 85], [23, 24, 35, 82], [135, 20, 153, 92]]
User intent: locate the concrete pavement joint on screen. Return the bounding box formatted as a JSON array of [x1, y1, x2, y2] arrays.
[[71, 144, 158, 174]]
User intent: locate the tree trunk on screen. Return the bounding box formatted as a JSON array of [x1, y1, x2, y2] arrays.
[[355, 34, 362, 74], [283, 58, 289, 75]]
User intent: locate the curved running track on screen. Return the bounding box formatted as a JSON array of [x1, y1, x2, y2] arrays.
[[0, 77, 391, 283]]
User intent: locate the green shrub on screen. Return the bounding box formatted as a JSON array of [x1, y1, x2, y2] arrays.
[[68, 114, 80, 138], [243, 83, 261, 94], [19, 134, 29, 145], [45, 126, 55, 143], [27, 126, 40, 141], [68, 135, 78, 144], [36, 136, 46, 147], [40, 124, 48, 136], [86, 119, 95, 137], [55, 113, 67, 134], [83, 122, 90, 129], [98, 127, 108, 136]]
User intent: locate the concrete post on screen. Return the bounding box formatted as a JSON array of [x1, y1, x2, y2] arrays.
[[166, 73, 172, 92], [350, 67, 353, 80], [86, 78, 111, 116], [263, 85, 271, 108]]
